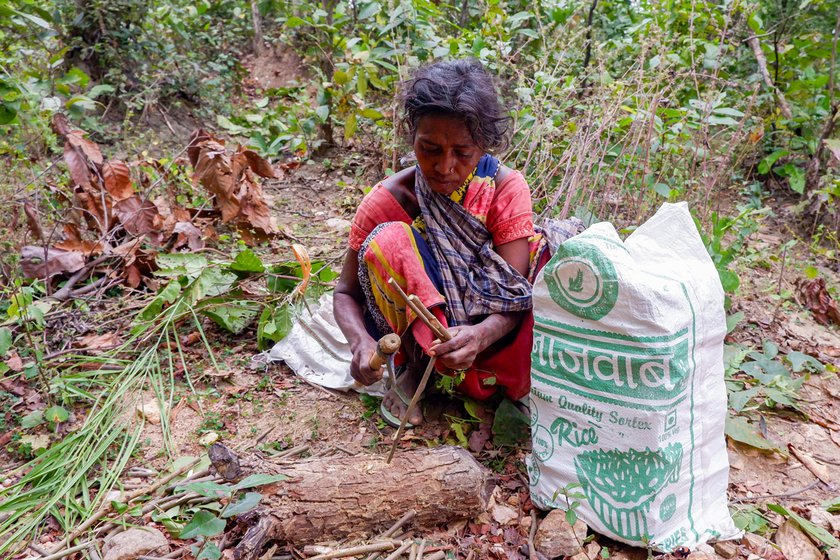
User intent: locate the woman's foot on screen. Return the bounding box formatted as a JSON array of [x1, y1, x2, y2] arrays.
[[381, 364, 424, 427]]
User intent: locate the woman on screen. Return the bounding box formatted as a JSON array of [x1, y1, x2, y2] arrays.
[[334, 59, 555, 427]]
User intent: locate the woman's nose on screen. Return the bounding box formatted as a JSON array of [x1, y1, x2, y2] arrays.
[[435, 153, 454, 174]]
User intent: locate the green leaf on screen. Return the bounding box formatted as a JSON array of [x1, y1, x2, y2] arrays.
[[344, 112, 357, 140], [184, 268, 238, 304], [333, 70, 350, 85], [230, 250, 264, 273], [216, 115, 249, 135], [0, 326, 12, 357], [201, 301, 260, 334], [729, 387, 760, 413], [257, 305, 293, 349], [757, 149, 788, 174], [195, 543, 222, 560], [824, 496, 840, 513], [360, 108, 384, 120], [232, 473, 288, 491], [179, 510, 226, 540], [762, 339, 778, 359], [767, 503, 840, 548], [286, 16, 306, 27], [713, 107, 745, 117], [20, 410, 44, 429], [804, 265, 819, 279], [357, 2, 380, 20], [726, 311, 744, 334], [0, 101, 18, 125], [44, 406, 69, 423], [787, 166, 805, 194], [156, 254, 208, 280], [725, 414, 786, 455], [653, 183, 672, 198], [87, 84, 115, 99], [315, 105, 330, 123], [221, 492, 262, 518], [786, 351, 823, 373], [181, 481, 232, 498], [718, 269, 740, 293], [492, 398, 530, 446]]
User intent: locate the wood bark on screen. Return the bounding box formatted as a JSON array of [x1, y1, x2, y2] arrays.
[[228, 446, 493, 557], [251, 0, 264, 56], [746, 36, 794, 120]]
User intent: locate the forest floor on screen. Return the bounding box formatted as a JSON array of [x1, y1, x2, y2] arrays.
[[2, 50, 839, 560]]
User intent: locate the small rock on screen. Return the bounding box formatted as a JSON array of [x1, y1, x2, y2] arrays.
[[325, 218, 351, 231], [103, 490, 123, 503], [687, 552, 713, 560], [742, 531, 780, 557], [199, 431, 219, 446], [828, 547, 840, 560], [713, 541, 738, 559], [103, 527, 168, 560], [696, 543, 716, 555], [519, 515, 532, 531], [831, 515, 840, 534], [585, 542, 601, 557], [135, 399, 162, 425], [534, 509, 588, 559], [491, 502, 519, 525], [569, 553, 589, 560], [775, 519, 823, 560], [810, 507, 834, 530]]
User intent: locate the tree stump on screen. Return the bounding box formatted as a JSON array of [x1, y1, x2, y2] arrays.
[[229, 445, 493, 558]]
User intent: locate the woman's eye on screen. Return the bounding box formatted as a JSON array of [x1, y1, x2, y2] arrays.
[[456, 151, 472, 158]]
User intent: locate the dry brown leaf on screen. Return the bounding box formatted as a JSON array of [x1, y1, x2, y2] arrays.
[[789, 444, 836, 488], [172, 221, 204, 251], [799, 278, 840, 326], [102, 161, 134, 201], [241, 148, 276, 178], [5, 351, 23, 373], [73, 187, 111, 234], [77, 332, 122, 350], [63, 142, 92, 186], [54, 238, 103, 255], [23, 202, 44, 242], [189, 130, 279, 241], [124, 264, 143, 289], [66, 133, 103, 166], [775, 520, 822, 560], [113, 196, 163, 239], [20, 246, 85, 279], [187, 128, 214, 167], [192, 140, 240, 222]]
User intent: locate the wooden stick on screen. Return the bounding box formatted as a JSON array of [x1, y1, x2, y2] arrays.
[[407, 295, 451, 342], [387, 356, 437, 464], [307, 540, 400, 559], [365, 509, 418, 559], [386, 279, 451, 341], [34, 541, 93, 560], [382, 541, 413, 560]]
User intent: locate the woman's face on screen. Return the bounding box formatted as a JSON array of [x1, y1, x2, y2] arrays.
[[413, 114, 482, 195]]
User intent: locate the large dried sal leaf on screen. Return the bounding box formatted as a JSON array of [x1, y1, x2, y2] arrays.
[[63, 142, 92, 186], [20, 246, 85, 279], [54, 238, 103, 255], [241, 148, 276, 178], [172, 221, 205, 251], [113, 196, 164, 239], [102, 161, 134, 201], [66, 133, 103, 165], [193, 141, 240, 222]]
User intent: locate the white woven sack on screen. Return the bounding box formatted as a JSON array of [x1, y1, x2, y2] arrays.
[[527, 202, 741, 551]]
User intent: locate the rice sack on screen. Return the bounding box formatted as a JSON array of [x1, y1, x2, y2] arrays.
[[527, 202, 741, 551]]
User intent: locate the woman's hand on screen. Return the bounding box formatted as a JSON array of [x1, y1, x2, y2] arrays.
[[429, 325, 486, 371], [350, 337, 383, 386]]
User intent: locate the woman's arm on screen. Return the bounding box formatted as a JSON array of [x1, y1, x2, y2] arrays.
[[431, 237, 529, 370], [334, 249, 381, 385]]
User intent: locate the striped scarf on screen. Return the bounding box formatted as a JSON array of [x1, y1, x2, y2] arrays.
[[414, 155, 534, 326]]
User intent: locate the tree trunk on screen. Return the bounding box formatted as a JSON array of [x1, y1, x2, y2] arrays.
[[251, 0, 265, 56], [227, 446, 493, 558]]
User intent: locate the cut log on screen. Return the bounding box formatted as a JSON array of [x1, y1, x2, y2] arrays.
[[227, 446, 493, 559]]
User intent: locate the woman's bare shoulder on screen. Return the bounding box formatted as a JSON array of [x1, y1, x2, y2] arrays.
[[381, 167, 419, 216], [496, 164, 527, 189]]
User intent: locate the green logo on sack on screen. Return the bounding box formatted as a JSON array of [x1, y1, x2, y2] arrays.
[[545, 239, 618, 320]]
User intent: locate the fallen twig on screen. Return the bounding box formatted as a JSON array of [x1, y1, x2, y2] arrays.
[[528, 509, 538, 560], [35, 541, 93, 560], [382, 541, 413, 560], [308, 540, 401, 560], [731, 480, 820, 503], [364, 510, 417, 560]]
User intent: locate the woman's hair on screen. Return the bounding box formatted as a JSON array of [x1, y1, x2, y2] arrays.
[[399, 59, 510, 153]]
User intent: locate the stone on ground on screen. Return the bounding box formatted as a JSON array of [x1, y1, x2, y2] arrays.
[[103, 527, 169, 560], [534, 509, 588, 559]]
